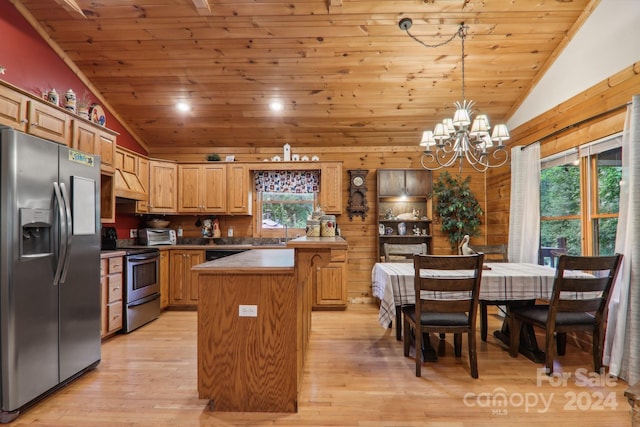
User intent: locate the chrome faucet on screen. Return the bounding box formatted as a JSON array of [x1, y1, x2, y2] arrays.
[[278, 224, 289, 245]]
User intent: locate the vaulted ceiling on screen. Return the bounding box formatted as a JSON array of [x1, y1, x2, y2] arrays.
[[14, 0, 595, 153]]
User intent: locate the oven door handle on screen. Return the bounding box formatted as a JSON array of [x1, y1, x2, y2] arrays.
[[127, 253, 159, 262], [128, 292, 159, 308]]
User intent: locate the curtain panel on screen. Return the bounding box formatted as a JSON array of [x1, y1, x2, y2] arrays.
[[254, 170, 320, 193], [604, 96, 640, 385], [508, 143, 541, 263]]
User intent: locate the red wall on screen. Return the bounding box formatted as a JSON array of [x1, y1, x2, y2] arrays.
[[0, 2, 146, 154], [1, 2, 151, 238]]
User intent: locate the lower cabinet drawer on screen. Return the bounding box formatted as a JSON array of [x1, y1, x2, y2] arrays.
[[107, 274, 122, 303], [107, 301, 123, 332]]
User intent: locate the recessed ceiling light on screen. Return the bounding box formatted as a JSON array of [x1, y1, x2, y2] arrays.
[[269, 101, 284, 112], [176, 102, 191, 112]]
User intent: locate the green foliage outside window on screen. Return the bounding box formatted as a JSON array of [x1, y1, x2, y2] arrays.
[[262, 192, 314, 229], [540, 147, 621, 257], [540, 166, 581, 255]]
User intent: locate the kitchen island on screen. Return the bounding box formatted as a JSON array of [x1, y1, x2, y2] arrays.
[[192, 237, 347, 413]]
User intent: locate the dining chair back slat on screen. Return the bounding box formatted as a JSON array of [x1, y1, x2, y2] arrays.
[[421, 300, 472, 313]]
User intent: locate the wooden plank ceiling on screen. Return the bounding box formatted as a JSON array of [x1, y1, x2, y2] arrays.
[[14, 0, 595, 153]]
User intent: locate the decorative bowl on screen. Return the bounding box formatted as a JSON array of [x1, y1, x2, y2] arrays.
[[147, 219, 170, 228]]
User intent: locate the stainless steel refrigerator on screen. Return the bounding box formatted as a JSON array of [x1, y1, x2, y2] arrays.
[[0, 127, 101, 422]]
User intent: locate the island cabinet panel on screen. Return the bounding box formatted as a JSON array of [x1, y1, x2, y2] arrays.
[[198, 271, 298, 412], [159, 249, 170, 309]]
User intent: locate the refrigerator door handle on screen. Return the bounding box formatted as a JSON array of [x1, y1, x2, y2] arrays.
[[59, 182, 73, 284], [53, 182, 67, 286]]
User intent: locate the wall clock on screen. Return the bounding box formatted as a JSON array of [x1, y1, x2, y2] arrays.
[[347, 169, 369, 220]]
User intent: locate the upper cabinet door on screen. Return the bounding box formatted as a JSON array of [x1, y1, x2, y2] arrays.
[[378, 169, 431, 198], [0, 85, 28, 131], [27, 100, 70, 145], [72, 120, 117, 173], [177, 164, 204, 213], [149, 160, 177, 213], [377, 169, 404, 197], [320, 162, 342, 214], [226, 164, 250, 215], [202, 164, 227, 213], [404, 169, 431, 197]]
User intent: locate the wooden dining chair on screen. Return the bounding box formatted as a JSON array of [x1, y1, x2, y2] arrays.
[[383, 243, 427, 262], [403, 253, 484, 378], [468, 243, 508, 342], [383, 243, 428, 341], [508, 253, 623, 375]]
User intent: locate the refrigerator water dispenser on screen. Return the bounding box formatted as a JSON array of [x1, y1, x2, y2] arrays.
[[20, 208, 52, 258]]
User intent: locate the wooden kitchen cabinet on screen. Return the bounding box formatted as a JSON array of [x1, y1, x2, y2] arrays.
[[159, 249, 170, 309], [72, 119, 117, 173], [289, 237, 349, 310], [26, 99, 70, 146], [169, 249, 204, 307], [0, 83, 28, 131], [314, 249, 348, 308], [148, 160, 178, 213], [177, 163, 227, 213], [319, 162, 342, 214], [101, 172, 115, 224], [136, 156, 150, 213], [226, 163, 251, 214], [0, 82, 69, 145], [100, 252, 124, 338], [378, 169, 431, 198]]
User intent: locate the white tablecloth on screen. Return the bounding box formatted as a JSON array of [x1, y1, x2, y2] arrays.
[[372, 262, 591, 328]]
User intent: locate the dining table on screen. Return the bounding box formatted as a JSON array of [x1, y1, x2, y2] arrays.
[[372, 261, 595, 363]]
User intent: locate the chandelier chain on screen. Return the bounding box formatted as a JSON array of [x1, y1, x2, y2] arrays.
[[400, 20, 509, 172], [405, 24, 469, 99]]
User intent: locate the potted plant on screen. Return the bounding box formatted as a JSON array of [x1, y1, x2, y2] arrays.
[[431, 170, 483, 252], [206, 153, 221, 161]]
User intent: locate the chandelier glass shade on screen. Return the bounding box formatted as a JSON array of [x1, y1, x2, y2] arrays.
[[400, 20, 510, 172]]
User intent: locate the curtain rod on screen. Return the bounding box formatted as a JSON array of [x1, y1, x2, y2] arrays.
[[520, 101, 631, 150]]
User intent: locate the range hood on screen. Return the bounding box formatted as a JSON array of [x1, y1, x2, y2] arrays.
[[114, 168, 146, 201]]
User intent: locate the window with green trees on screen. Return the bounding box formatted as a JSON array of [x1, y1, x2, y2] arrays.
[[540, 136, 621, 261]]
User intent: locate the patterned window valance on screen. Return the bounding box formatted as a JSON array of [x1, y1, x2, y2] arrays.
[[254, 170, 320, 193]]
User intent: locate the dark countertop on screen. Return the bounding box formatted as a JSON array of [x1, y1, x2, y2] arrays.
[[105, 236, 347, 253]]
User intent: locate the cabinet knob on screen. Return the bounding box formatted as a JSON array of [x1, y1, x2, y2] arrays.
[[20, 118, 28, 124], [31, 122, 38, 127]]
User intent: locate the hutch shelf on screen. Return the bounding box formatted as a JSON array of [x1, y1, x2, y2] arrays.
[[377, 169, 432, 261]]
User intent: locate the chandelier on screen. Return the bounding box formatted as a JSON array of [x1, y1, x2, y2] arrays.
[[399, 20, 510, 172]]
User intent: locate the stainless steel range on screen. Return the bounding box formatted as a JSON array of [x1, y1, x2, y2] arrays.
[[121, 247, 160, 333]]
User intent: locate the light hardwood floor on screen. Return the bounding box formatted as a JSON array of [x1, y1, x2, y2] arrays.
[[11, 304, 632, 426]]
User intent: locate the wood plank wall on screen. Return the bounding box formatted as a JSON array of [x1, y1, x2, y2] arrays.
[[154, 148, 487, 304], [486, 62, 639, 251], [151, 62, 639, 304]]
